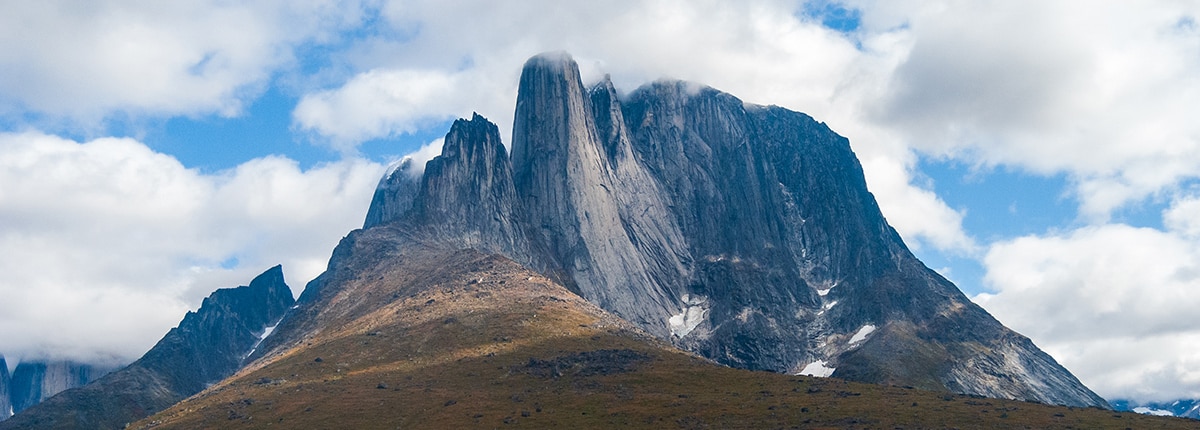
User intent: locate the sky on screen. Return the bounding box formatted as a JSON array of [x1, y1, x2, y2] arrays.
[[0, 0, 1198, 403]]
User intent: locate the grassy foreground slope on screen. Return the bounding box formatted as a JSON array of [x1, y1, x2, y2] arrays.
[[133, 244, 1190, 429]]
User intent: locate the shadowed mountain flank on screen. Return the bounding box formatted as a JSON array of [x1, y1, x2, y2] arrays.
[[0, 267, 293, 430]]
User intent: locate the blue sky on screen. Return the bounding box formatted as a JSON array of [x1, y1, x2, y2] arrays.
[[1, 0, 1199, 404]]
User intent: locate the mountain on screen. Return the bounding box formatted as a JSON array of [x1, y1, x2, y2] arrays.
[[5, 361, 114, 417], [14, 51, 1131, 427], [119, 51, 1196, 428], [1112, 399, 1200, 419], [0, 356, 9, 419], [135, 236, 1190, 429], [0, 266, 293, 430], [351, 52, 1107, 407]]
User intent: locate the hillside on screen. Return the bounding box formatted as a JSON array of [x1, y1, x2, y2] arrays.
[[134, 228, 1190, 429]]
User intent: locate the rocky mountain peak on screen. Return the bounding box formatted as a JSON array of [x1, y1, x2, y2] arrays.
[[363, 157, 421, 229], [511, 52, 688, 333], [0, 266, 294, 429], [143, 264, 293, 394], [354, 51, 1107, 408], [410, 112, 528, 257]]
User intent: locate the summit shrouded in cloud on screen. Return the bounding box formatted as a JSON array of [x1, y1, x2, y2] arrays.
[[0, 0, 1198, 406]]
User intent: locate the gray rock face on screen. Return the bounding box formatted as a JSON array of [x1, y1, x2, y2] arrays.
[[361, 52, 1107, 408], [0, 266, 294, 430], [0, 356, 9, 419], [412, 113, 531, 259], [363, 158, 421, 230], [7, 361, 113, 416], [511, 53, 690, 333]]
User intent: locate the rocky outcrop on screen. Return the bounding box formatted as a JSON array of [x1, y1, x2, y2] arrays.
[[363, 158, 422, 230], [0, 266, 294, 430], [354, 52, 1107, 408], [411, 113, 532, 259], [0, 356, 9, 419], [6, 361, 114, 416], [511, 54, 690, 333]]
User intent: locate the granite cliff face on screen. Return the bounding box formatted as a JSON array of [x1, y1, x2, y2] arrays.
[[0, 356, 9, 419], [359, 52, 1107, 408], [5, 361, 114, 417], [511, 54, 691, 332], [0, 266, 294, 430]]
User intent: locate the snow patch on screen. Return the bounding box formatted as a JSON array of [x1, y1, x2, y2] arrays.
[[797, 360, 836, 378], [669, 294, 708, 338], [815, 281, 838, 296], [259, 323, 278, 341], [1133, 407, 1175, 416], [245, 323, 280, 359], [816, 300, 838, 316], [848, 324, 876, 345]]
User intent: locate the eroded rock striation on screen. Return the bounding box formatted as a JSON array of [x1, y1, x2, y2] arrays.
[[0, 266, 293, 430], [355, 52, 1107, 408]]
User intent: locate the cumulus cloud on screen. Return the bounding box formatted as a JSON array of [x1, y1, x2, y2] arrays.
[[291, 0, 975, 254], [0, 131, 385, 364], [399, 138, 446, 179], [871, 0, 1200, 219], [12, 0, 1200, 403], [861, 154, 977, 253], [294, 70, 486, 152], [975, 214, 1200, 401], [0, 0, 369, 124]]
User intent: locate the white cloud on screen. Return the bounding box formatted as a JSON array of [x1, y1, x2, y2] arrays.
[[293, 70, 486, 152], [290, 0, 975, 254], [0, 0, 369, 124], [870, 0, 1200, 219], [400, 138, 446, 179], [10, 0, 1200, 403], [0, 131, 385, 364], [1163, 193, 1200, 238], [975, 216, 1200, 401], [861, 153, 977, 253]]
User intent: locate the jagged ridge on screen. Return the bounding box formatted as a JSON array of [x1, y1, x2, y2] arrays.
[[359, 52, 1107, 408], [0, 266, 294, 430]]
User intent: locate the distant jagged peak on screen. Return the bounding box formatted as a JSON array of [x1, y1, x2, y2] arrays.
[[436, 112, 504, 161]]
